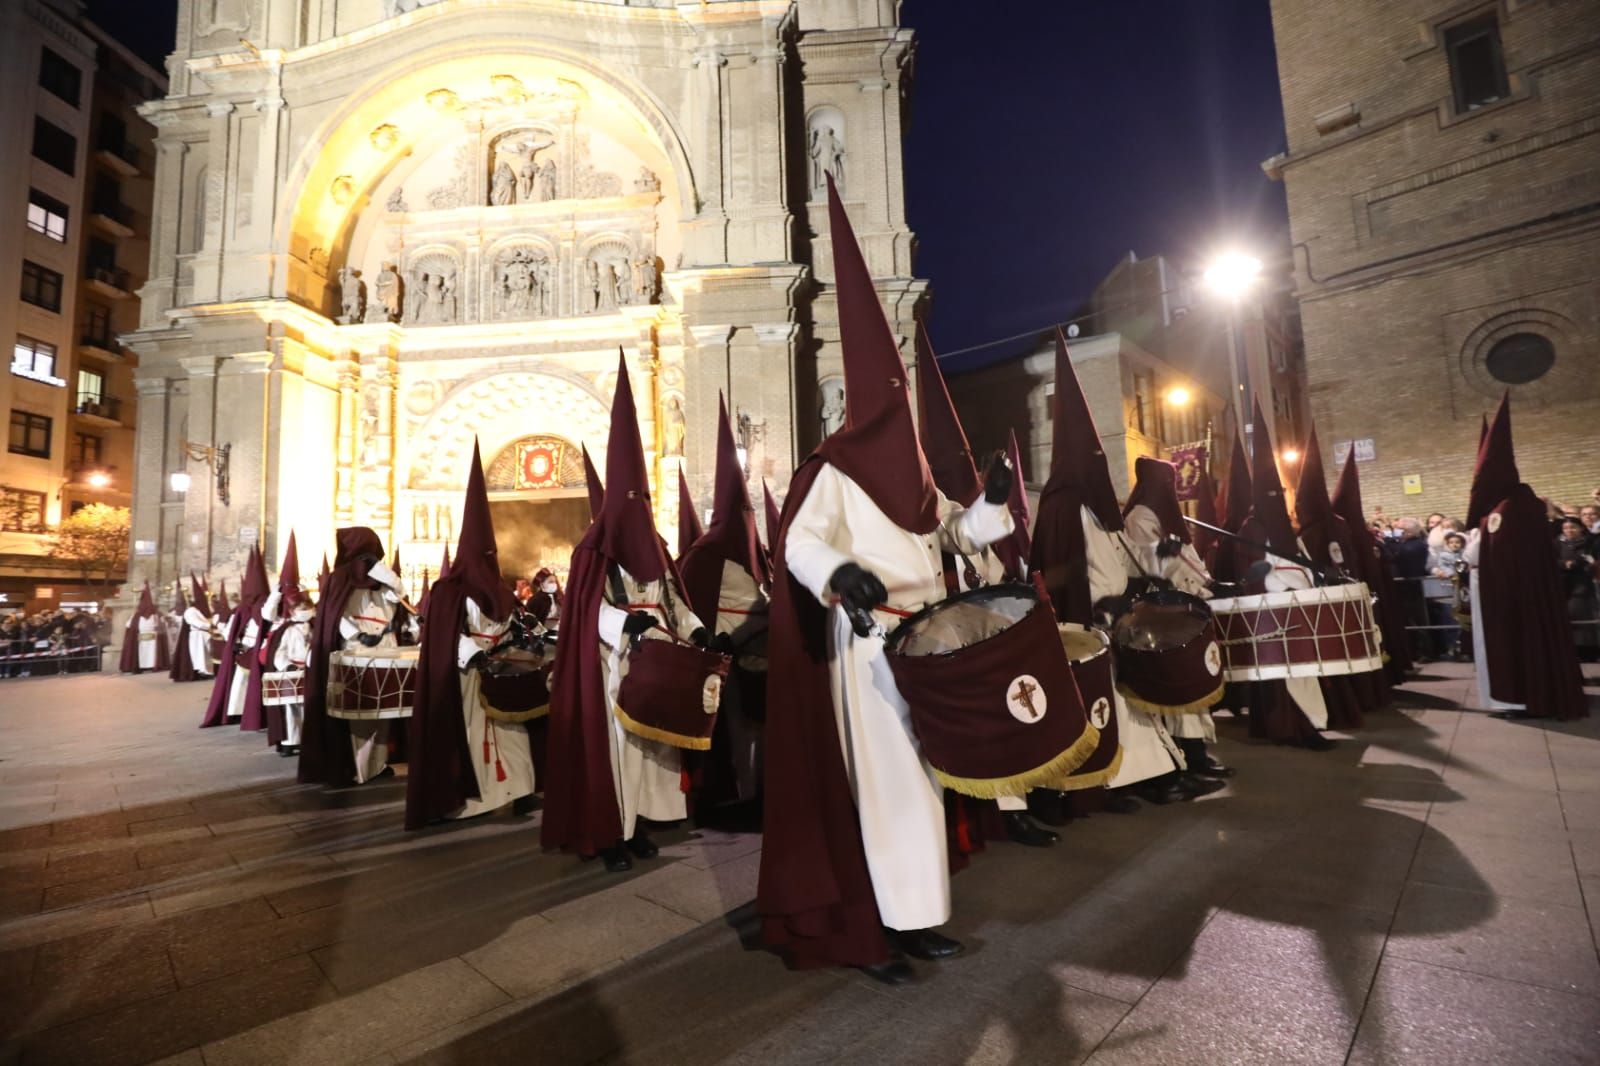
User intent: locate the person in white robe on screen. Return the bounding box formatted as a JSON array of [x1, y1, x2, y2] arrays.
[[448, 595, 538, 818], [335, 560, 415, 782], [271, 597, 314, 753]]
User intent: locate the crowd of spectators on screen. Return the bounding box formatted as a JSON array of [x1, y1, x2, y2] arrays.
[[1366, 489, 1600, 664], [0, 609, 111, 676]]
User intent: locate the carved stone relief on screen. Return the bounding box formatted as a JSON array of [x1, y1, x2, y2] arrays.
[[382, 0, 445, 19], [405, 251, 460, 326], [337, 266, 366, 325], [370, 262, 404, 323], [808, 107, 847, 196], [492, 246, 554, 320], [819, 376, 846, 438]]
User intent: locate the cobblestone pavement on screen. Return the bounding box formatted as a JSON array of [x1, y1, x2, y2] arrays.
[[1, 665, 1598, 1065]]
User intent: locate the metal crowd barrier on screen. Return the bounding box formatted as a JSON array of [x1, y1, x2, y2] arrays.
[[0, 644, 105, 676]]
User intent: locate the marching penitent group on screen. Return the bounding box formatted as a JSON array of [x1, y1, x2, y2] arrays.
[[144, 177, 1587, 987]]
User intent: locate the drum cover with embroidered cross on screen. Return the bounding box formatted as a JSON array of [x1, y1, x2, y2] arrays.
[[1056, 622, 1122, 789], [614, 637, 731, 751], [884, 584, 1099, 799], [1111, 588, 1226, 715]]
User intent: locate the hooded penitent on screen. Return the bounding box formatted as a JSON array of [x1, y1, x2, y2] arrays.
[[762, 480, 781, 548], [120, 582, 169, 674], [757, 175, 945, 971], [168, 582, 195, 682], [234, 545, 276, 732], [261, 532, 306, 746], [1329, 448, 1412, 682], [542, 350, 680, 856], [298, 526, 389, 786], [916, 324, 1026, 583], [1030, 328, 1123, 625], [677, 467, 704, 561], [407, 441, 516, 828], [1243, 398, 1299, 563], [199, 550, 267, 727], [582, 444, 604, 522], [1193, 469, 1220, 569], [1294, 429, 1373, 727], [1123, 456, 1189, 545], [1469, 394, 1586, 719], [681, 396, 772, 625]]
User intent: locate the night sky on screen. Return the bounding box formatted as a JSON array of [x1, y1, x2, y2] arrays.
[[86, 0, 1290, 371]]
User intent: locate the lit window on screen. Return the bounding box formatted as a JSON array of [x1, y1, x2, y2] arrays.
[[77, 369, 105, 407], [12, 336, 64, 386], [0, 487, 47, 532], [1446, 15, 1510, 113], [26, 190, 68, 242]]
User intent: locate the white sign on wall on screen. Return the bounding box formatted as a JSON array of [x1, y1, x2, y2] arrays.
[[1332, 438, 1376, 465], [238, 526, 258, 544], [134, 539, 157, 556]]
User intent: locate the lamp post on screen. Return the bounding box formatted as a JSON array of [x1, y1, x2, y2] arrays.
[[1202, 252, 1263, 457]]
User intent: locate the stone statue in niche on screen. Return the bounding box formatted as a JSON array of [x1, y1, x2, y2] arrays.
[[809, 124, 845, 192], [662, 396, 686, 457], [382, 0, 443, 18], [433, 502, 454, 546], [634, 167, 661, 194], [536, 159, 558, 202], [535, 259, 553, 316], [819, 378, 846, 438], [386, 186, 409, 212], [411, 503, 431, 541], [496, 249, 549, 319], [373, 262, 403, 323], [491, 161, 516, 206], [613, 259, 633, 307], [337, 266, 366, 325], [585, 259, 602, 313], [439, 271, 458, 323], [634, 255, 659, 304], [407, 268, 429, 322], [517, 158, 537, 203], [598, 263, 619, 312]]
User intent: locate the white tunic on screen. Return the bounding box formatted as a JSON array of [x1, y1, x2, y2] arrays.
[[1260, 541, 1331, 730], [449, 597, 536, 818], [224, 615, 259, 719], [786, 464, 1013, 932], [334, 562, 413, 783], [1123, 504, 1217, 743], [1462, 529, 1524, 712], [183, 606, 214, 674], [273, 608, 315, 747], [136, 615, 160, 670], [596, 567, 704, 841]]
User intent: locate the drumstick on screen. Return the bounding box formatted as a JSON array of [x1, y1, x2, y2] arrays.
[[1181, 517, 1338, 585]]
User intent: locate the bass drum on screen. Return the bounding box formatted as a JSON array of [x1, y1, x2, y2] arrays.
[[1111, 587, 1225, 715]]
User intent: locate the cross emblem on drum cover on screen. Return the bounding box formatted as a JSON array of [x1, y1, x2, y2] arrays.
[[1010, 678, 1041, 720]]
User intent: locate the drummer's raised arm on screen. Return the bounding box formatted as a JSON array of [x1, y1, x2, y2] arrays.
[[784, 466, 852, 604], [937, 492, 1013, 557]]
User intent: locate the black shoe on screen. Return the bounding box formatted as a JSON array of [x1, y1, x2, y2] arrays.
[[886, 927, 964, 961], [625, 831, 659, 859], [1489, 709, 1533, 720], [1135, 779, 1188, 805], [1300, 732, 1337, 752], [859, 958, 916, 986], [1102, 793, 1142, 815], [600, 845, 633, 873], [1026, 789, 1070, 827], [511, 794, 540, 816], [1001, 811, 1058, 848], [1175, 773, 1226, 798]]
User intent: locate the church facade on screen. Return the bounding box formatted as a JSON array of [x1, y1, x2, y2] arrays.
[[125, 0, 920, 599]]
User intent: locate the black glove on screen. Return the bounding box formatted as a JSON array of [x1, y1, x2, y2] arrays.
[[467, 650, 488, 670], [357, 632, 383, 647], [1093, 595, 1133, 625], [1156, 535, 1183, 560], [711, 631, 736, 655], [983, 452, 1013, 505], [689, 627, 709, 649], [830, 563, 887, 614], [622, 611, 655, 637]]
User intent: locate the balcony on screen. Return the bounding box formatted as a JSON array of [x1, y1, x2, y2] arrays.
[[85, 266, 133, 300], [74, 395, 123, 427], [89, 200, 135, 239], [95, 139, 142, 178], [79, 330, 123, 360]]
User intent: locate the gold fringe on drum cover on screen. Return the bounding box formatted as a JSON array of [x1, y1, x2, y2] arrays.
[[478, 692, 549, 724], [1115, 681, 1226, 717], [1047, 746, 1124, 792], [931, 722, 1102, 800], [612, 704, 714, 751]]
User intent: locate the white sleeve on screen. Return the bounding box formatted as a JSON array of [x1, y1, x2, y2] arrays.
[[597, 601, 630, 649], [1462, 528, 1483, 566], [339, 616, 360, 641], [260, 589, 283, 624], [785, 465, 853, 605], [457, 635, 482, 669], [940, 496, 1014, 555]]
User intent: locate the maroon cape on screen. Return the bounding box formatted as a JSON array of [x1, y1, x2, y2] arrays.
[[1329, 451, 1412, 681], [404, 570, 487, 829], [1478, 485, 1587, 719], [756, 457, 892, 969], [298, 529, 387, 787], [119, 584, 170, 674], [199, 611, 245, 728], [169, 587, 197, 683]]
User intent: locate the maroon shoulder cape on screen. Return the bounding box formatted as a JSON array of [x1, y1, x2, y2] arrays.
[[120, 584, 169, 674], [198, 613, 242, 728], [169, 586, 196, 683], [756, 457, 891, 969], [1478, 485, 1587, 719], [298, 529, 386, 787]]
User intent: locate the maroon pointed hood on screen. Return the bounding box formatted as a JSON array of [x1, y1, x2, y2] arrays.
[[1329, 447, 1366, 536], [681, 397, 772, 622], [763, 480, 781, 541], [1193, 469, 1220, 561], [1249, 398, 1298, 555], [1479, 413, 1489, 452], [1039, 328, 1123, 532], [189, 572, 210, 616], [1124, 456, 1188, 542], [173, 582, 188, 614], [277, 530, 302, 598], [1293, 427, 1335, 530], [815, 174, 938, 533], [1221, 428, 1252, 533], [677, 467, 704, 558], [1006, 430, 1032, 552], [452, 439, 516, 621], [582, 444, 604, 522], [215, 579, 231, 618], [134, 581, 157, 618], [1467, 392, 1519, 530], [238, 546, 269, 609], [577, 351, 670, 582], [915, 323, 981, 506], [440, 545, 452, 579]]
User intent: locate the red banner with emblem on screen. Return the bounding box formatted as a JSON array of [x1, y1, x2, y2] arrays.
[[1170, 443, 1207, 501], [515, 440, 565, 491]]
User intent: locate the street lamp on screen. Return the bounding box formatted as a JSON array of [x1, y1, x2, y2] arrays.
[[1203, 251, 1265, 458], [172, 440, 230, 506], [1280, 448, 1301, 465], [1165, 386, 1192, 407], [86, 471, 111, 489]]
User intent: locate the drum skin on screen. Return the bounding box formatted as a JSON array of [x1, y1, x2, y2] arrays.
[[885, 586, 1098, 799], [327, 649, 420, 720], [478, 659, 551, 722], [1056, 623, 1122, 790], [615, 638, 731, 750], [1112, 589, 1226, 715], [261, 669, 306, 707], [1209, 581, 1383, 681]]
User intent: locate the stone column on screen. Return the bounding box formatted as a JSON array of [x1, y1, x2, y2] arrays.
[[191, 101, 235, 304], [128, 373, 175, 590], [354, 347, 398, 549], [178, 355, 221, 579], [142, 138, 188, 327], [334, 353, 359, 526]]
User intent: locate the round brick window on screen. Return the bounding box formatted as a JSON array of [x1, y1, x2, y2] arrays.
[[1484, 332, 1555, 384]]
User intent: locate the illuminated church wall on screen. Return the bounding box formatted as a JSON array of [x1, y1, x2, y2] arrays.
[[124, 0, 920, 607]]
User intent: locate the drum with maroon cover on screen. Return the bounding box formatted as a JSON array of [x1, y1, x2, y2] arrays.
[[883, 583, 1100, 800], [1208, 581, 1382, 681], [1111, 587, 1226, 715], [614, 635, 731, 751], [477, 646, 552, 722], [261, 669, 306, 707], [327, 647, 420, 719]]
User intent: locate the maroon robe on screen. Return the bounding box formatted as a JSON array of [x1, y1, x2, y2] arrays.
[[168, 584, 196, 682], [119, 583, 170, 674], [298, 529, 389, 787]]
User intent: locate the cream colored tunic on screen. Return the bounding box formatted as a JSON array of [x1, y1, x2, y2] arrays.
[[449, 597, 536, 818], [786, 464, 1013, 932], [273, 608, 315, 747], [595, 567, 704, 842], [1462, 529, 1524, 713], [1123, 504, 1218, 743], [334, 562, 414, 783], [223, 615, 258, 719], [137, 615, 160, 670], [183, 606, 214, 674]]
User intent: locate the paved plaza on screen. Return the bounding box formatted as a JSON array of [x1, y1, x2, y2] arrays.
[[1, 667, 1598, 1065]]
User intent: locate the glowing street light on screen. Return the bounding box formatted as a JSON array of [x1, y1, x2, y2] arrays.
[[169, 470, 192, 494], [1165, 386, 1192, 407], [1280, 448, 1301, 465], [1203, 252, 1263, 302], [86, 471, 111, 489]]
